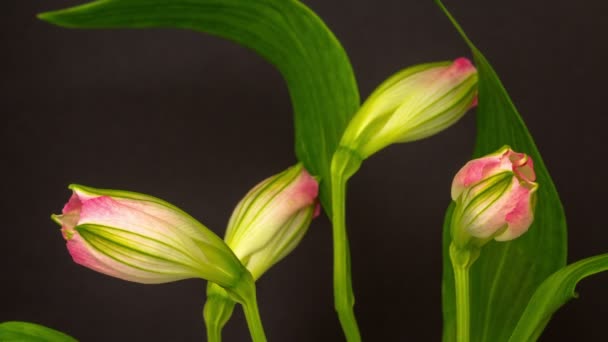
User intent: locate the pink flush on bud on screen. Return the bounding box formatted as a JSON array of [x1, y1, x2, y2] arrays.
[[224, 163, 319, 280], [450, 57, 475, 74], [52, 185, 244, 286], [340, 57, 479, 159], [451, 146, 539, 243]]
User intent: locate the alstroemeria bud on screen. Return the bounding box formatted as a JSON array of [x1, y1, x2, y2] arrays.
[[224, 163, 319, 280], [52, 184, 246, 287], [450, 146, 539, 247], [203, 164, 318, 338], [340, 58, 478, 159]]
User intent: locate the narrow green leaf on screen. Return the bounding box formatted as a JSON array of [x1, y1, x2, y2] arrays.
[[38, 0, 360, 216], [0, 321, 77, 342], [508, 254, 608, 342], [436, 1, 568, 341]]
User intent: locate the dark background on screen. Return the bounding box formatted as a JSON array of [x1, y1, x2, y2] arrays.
[[2, 0, 607, 341]]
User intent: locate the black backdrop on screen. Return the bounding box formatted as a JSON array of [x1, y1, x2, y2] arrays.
[[2, 0, 607, 341]]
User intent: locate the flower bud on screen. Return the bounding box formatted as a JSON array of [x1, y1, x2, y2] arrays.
[[450, 146, 539, 246], [52, 184, 246, 287], [340, 58, 478, 159], [224, 163, 319, 280]]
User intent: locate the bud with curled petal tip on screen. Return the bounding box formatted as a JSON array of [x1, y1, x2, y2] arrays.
[[450, 146, 539, 248], [52, 184, 247, 289]]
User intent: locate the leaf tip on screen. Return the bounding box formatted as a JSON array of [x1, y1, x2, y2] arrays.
[[36, 11, 55, 23], [36, 10, 76, 28]]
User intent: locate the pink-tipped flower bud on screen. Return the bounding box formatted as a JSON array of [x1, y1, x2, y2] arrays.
[[224, 163, 319, 280], [450, 146, 539, 247], [340, 58, 478, 159], [52, 185, 246, 287], [204, 164, 319, 334]]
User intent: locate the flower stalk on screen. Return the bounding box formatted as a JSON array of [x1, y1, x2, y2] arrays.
[[449, 243, 480, 342], [229, 272, 267, 342], [327, 58, 477, 341], [330, 147, 363, 342], [448, 146, 538, 341]]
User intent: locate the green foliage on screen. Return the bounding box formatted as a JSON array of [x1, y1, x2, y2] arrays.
[[436, 1, 568, 341], [39, 0, 361, 216], [0, 321, 77, 342], [509, 254, 608, 341]]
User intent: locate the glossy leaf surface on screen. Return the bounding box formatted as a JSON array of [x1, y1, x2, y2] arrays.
[[436, 1, 568, 341], [39, 0, 361, 216]]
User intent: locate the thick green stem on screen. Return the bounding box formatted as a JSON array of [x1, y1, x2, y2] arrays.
[[453, 263, 470, 342], [241, 293, 267, 342], [225, 271, 266, 342], [330, 147, 362, 342], [449, 243, 479, 342], [206, 323, 222, 342]]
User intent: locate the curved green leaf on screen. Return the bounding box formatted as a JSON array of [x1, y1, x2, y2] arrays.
[[0, 321, 77, 342], [38, 0, 360, 216], [436, 1, 567, 341], [508, 254, 608, 342]]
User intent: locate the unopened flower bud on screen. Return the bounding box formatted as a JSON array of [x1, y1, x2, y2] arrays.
[[340, 58, 478, 159], [203, 164, 319, 337], [225, 163, 319, 280], [450, 146, 539, 247], [52, 184, 246, 288]]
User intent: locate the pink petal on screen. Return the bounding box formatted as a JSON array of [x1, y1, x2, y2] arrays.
[[469, 95, 479, 109], [464, 178, 520, 238], [62, 193, 82, 215], [78, 196, 179, 243], [66, 232, 188, 284], [66, 233, 120, 277], [296, 169, 320, 201], [451, 156, 501, 200], [495, 184, 537, 241], [449, 57, 475, 75], [289, 169, 320, 209], [313, 202, 321, 218]]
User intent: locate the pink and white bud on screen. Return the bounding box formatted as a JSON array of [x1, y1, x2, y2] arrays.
[[450, 146, 539, 245], [52, 185, 245, 286], [340, 58, 478, 159], [224, 163, 319, 280]]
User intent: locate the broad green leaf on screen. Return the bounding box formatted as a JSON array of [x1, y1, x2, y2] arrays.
[[508, 254, 608, 342], [436, 1, 567, 341], [38, 0, 360, 216], [0, 321, 77, 342]]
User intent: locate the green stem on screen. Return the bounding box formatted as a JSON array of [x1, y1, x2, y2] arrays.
[[203, 283, 236, 342], [453, 263, 470, 342], [225, 272, 266, 342], [241, 291, 267, 342], [206, 323, 222, 342], [330, 147, 362, 342], [449, 243, 478, 342]]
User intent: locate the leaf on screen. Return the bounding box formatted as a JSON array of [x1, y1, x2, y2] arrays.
[[436, 1, 568, 341], [0, 321, 77, 342], [508, 254, 608, 342], [38, 0, 360, 216]]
